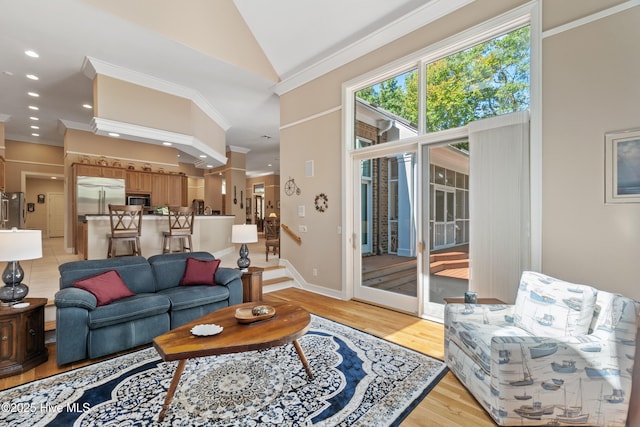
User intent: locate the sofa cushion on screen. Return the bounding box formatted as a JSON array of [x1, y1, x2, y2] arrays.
[[158, 285, 230, 312], [59, 256, 156, 294], [514, 271, 597, 337], [148, 252, 216, 291], [87, 294, 171, 329], [73, 270, 136, 307], [180, 257, 220, 286]]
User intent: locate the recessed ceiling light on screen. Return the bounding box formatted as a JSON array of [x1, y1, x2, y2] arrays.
[[30, 125, 39, 130], [27, 91, 39, 97], [199, 155, 207, 158], [82, 103, 92, 109], [207, 165, 213, 168], [25, 50, 39, 58], [162, 142, 172, 146], [268, 163, 272, 167], [31, 133, 39, 137], [28, 105, 39, 110], [3, 71, 14, 76], [108, 132, 120, 137], [29, 116, 39, 121], [26, 74, 39, 80]]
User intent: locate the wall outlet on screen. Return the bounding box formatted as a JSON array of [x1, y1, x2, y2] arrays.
[[299, 225, 308, 233], [312, 268, 318, 276]]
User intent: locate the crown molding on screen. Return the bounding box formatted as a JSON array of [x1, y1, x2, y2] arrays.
[[82, 56, 232, 131], [91, 117, 227, 169], [227, 145, 251, 154], [273, 0, 474, 95]]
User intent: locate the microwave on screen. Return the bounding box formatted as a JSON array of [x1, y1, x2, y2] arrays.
[[127, 194, 151, 207]]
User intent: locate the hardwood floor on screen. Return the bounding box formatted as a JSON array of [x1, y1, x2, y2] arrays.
[[0, 288, 496, 426]]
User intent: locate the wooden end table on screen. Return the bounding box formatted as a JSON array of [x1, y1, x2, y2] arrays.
[[0, 297, 49, 378], [241, 267, 263, 302], [153, 301, 313, 421]]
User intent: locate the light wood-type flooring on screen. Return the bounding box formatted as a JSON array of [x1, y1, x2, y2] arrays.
[[0, 287, 496, 426]]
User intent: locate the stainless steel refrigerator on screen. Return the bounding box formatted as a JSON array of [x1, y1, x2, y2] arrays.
[[76, 176, 126, 216], [4, 192, 26, 229]]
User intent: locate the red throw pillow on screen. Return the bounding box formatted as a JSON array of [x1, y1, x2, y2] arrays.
[[73, 270, 136, 306], [180, 257, 220, 286]]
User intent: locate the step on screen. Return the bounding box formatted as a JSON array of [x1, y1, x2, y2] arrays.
[[429, 252, 468, 263], [430, 259, 469, 274], [261, 265, 288, 281]]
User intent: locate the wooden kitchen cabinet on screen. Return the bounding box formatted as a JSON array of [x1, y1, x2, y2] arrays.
[[152, 174, 169, 206], [0, 157, 5, 191], [168, 175, 187, 206], [126, 171, 153, 193], [0, 298, 48, 378], [151, 174, 187, 207]]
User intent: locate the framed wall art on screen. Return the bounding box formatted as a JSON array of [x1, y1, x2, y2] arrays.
[[605, 128, 640, 203]]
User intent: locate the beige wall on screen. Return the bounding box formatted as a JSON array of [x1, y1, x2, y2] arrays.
[[95, 75, 192, 134], [281, 0, 640, 302], [94, 75, 227, 162], [279, 0, 524, 292], [4, 140, 64, 193], [541, 3, 640, 298], [64, 128, 180, 170]]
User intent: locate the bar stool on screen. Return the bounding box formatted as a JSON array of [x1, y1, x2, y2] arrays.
[[107, 204, 143, 258], [264, 217, 280, 261], [162, 206, 194, 254]]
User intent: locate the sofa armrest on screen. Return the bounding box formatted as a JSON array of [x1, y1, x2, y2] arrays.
[[445, 303, 515, 327], [215, 267, 242, 287], [54, 287, 97, 310]]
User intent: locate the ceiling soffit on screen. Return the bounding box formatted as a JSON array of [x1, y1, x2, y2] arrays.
[[82, 57, 229, 169]]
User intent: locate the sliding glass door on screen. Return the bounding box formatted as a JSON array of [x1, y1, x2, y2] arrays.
[[354, 151, 418, 314]]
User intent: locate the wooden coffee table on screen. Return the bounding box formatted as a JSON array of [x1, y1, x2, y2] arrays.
[[153, 301, 313, 421]]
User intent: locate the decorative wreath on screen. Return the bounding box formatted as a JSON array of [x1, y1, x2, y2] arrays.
[[314, 193, 328, 213]]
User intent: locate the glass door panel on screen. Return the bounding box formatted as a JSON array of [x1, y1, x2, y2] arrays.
[[355, 153, 417, 313], [422, 143, 469, 320]]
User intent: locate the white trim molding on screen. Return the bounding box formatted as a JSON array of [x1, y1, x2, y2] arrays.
[[91, 117, 227, 169], [274, 0, 474, 95], [543, 0, 640, 39], [82, 56, 231, 131]]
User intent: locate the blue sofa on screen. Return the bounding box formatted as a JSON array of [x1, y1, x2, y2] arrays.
[[55, 252, 242, 365]]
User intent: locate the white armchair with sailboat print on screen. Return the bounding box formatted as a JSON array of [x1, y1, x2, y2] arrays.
[[444, 271, 639, 426]]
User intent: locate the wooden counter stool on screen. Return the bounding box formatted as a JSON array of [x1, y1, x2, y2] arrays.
[[264, 218, 280, 261], [162, 206, 194, 254], [107, 204, 143, 258]]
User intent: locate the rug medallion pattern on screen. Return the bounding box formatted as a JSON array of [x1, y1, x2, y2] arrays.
[[0, 315, 447, 426]]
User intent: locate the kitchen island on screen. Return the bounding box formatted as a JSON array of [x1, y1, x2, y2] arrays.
[[84, 214, 235, 260]]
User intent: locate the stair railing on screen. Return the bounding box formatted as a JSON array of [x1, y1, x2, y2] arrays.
[[280, 224, 302, 244]]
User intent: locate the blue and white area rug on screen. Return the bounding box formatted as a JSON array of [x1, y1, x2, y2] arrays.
[[0, 315, 447, 426]]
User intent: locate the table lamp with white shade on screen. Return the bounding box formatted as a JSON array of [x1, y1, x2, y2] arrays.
[[0, 228, 43, 305], [231, 224, 258, 271]]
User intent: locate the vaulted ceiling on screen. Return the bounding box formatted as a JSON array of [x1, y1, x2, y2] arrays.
[[0, 0, 470, 176]]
